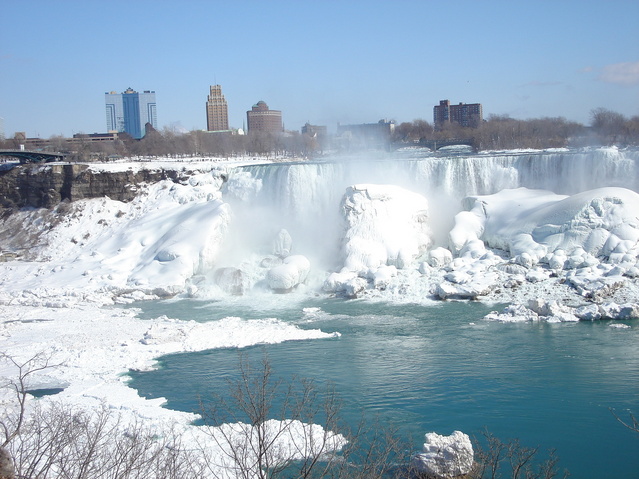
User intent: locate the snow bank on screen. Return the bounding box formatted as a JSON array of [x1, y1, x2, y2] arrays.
[[0, 171, 233, 303], [484, 299, 639, 323], [0, 303, 340, 404], [207, 419, 346, 474], [451, 187, 639, 268], [0, 302, 341, 459]]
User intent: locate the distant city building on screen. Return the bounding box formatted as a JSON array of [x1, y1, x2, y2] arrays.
[[206, 85, 229, 131], [72, 132, 120, 142], [301, 122, 327, 137], [0, 117, 4, 140], [336, 119, 395, 149], [246, 101, 282, 133], [105, 88, 157, 139], [434, 100, 483, 128]]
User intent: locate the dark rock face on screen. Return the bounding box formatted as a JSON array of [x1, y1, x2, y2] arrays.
[[0, 164, 182, 208]]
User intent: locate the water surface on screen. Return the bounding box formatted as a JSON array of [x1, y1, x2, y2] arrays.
[[128, 298, 639, 478]]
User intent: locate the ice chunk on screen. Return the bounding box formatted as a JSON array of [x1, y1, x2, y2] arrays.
[[428, 247, 453, 268], [340, 184, 431, 273], [272, 229, 292, 258], [411, 431, 474, 478], [323, 271, 367, 298], [266, 255, 310, 292]]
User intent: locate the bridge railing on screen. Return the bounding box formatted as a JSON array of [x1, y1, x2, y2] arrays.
[[0, 150, 66, 164]]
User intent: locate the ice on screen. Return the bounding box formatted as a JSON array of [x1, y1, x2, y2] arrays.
[[1, 149, 638, 476], [427, 247, 453, 268], [411, 430, 474, 478], [206, 419, 347, 475], [455, 187, 639, 266], [339, 184, 432, 273], [485, 299, 638, 323], [266, 254, 311, 291]]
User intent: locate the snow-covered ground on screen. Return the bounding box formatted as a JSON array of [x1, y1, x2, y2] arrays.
[[1, 149, 638, 475]]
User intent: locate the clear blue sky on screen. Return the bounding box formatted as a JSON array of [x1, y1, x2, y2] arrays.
[[1, 0, 638, 138]]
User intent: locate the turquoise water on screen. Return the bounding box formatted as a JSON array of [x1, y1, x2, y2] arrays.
[[127, 298, 639, 478]]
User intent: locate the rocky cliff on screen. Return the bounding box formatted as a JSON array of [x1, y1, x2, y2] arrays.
[[0, 163, 185, 209]]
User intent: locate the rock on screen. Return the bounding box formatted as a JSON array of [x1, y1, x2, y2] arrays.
[[598, 302, 639, 320], [411, 431, 474, 478], [428, 247, 453, 268], [272, 229, 292, 257], [575, 303, 601, 321], [525, 268, 550, 283], [0, 164, 189, 209], [444, 271, 472, 284], [372, 265, 397, 290], [0, 447, 14, 479], [514, 252, 536, 268], [484, 303, 540, 322], [496, 263, 528, 275], [266, 255, 310, 292], [323, 271, 367, 298], [214, 267, 248, 295], [459, 238, 487, 259], [260, 255, 282, 268]]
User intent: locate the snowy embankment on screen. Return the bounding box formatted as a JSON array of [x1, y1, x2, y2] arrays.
[[0, 159, 346, 476], [0, 149, 638, 475]]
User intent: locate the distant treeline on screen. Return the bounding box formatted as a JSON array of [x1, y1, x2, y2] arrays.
[[393, 108, 639, 150], [1, 108, 637, 161], [0, 127, 321, 162]]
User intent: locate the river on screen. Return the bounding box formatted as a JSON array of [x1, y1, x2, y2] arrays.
[[127, 297, 639, 478]]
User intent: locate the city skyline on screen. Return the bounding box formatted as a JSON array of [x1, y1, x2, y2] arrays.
[[1, 0, 638, 138]]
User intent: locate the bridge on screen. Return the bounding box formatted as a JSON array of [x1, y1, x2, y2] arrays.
[[418, 138, 476, 151], [0, 150, 66, 164]]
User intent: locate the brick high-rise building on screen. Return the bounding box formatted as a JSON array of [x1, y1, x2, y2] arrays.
[[206, 85, 229, 131], [246, 101, 282, 133], [434, 100, 483, 128]]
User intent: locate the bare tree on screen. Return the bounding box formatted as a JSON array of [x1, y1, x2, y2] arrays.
[[199, 352, 347, 478], [0, 352, 204, 479], [197, 352, 426, 479], [610, 408, 639, 435], [591, 108, 626, 144], [471, 430, 567, 479], [0, 351, 57, 449], [6, 401, 205, 479]]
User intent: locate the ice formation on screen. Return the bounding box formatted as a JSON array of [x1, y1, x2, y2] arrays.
[[0, 148, 638, 477], [266, 254, 311, 291], [454, 187, 639, 267], [411, 430, 474, 478], [339, 184, 431, 273]]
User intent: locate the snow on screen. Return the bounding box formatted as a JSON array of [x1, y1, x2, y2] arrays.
[[411, 431, 474, 478], [266, 255, 311, 291], [338, 183, 431, 275], [1, 149, 638, 475], [456, 187, 639, 265], [0, 303, 340, 417]]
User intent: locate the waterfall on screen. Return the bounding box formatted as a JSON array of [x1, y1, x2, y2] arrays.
[[223, 148, 638, 266], [237, 147, 638, 207]]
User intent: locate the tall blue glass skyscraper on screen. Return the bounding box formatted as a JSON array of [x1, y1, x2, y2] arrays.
[[105, 88, 157, 139]]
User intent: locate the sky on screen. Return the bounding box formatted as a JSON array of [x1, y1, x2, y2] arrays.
[[1, 0, 638, 139]]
